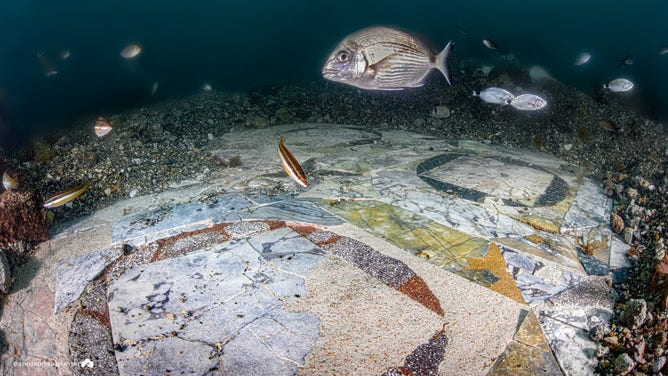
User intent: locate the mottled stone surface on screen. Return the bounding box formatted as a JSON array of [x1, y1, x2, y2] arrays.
[[56, 247, 122, 313], [107, 227, 323, 376]]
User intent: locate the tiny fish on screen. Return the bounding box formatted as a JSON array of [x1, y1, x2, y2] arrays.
[[278, 136, 307, 188], [604, 78, 634, 92], [509, 93, 547, 111], [120, 44, 142, 59], [2, 171, 18, 191], [202, 83, 212, 92], [618, 55, 634, 66], [599, 119, 619, 132], [151, 82, 159, 96], [94, 117, 113, 137], [658, 46, 668, 55], [482, 39, 499, 50], [322, 26, 454, 90], [43, 181, 92, 208], [37, 52, 58, 77], [59, 50, 71, 60], [574, 52, 591, 66], [472, 87, 514, 105]]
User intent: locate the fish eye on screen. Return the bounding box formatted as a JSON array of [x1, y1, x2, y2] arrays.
[[337, 51, 349, 62]]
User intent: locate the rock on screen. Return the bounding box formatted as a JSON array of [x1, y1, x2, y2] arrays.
[[625, 299, 648, 329], [614, 353, 635, 375], [430, 106, 451, 119], [0, 249, 10, 294], [651, 356, 666, 373], [611, 212, 625, 234], [244, 115, 268, 128], [563, 144, 573, 151], [603, 335, 619, 348], [651, 331, 667, 350], [275, 107, 293, 123], [596, 344, 609, 358], [651, 251, 668, 311], [589, 324, 606, 341]]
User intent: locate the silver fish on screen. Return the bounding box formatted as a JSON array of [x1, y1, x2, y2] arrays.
[[322, 26, 454, 90], [472, 87, 514, 105], [604, 78, 634, 93], [121, 44, 142, 59], [574, 52, 591, 66], [482, 39, 498, 50], [509, 94, 547, 111], [658, 46, 668, 55], [618, 55, 634, 66], [2, 171, 18, 191]]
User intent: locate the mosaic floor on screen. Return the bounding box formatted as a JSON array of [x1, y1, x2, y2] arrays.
[[0, 123, 628, 375]]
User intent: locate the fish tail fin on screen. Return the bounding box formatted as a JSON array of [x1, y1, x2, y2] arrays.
[[472, 90, 479, 96], [435, 41, 454, 86]]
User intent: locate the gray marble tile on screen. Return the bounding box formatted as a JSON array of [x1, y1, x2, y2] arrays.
[[539, 314, 599, 375], [609, 235, 631, 270], [55, 247, 122, 313], [244, 196, 343, 225], [112, 192, 253, 245], [561, 180, 612, 231], [107, 227, 324, 375]]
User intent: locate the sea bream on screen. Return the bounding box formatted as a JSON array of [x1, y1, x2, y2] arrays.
[[472, 87, 514, 105], [322, 26, 454, 90], [604, 78, 634, 93]]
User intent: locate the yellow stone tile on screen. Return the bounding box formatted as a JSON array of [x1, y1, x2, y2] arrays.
[[465, 243, 526, 304], [514, 311, 551, 352], [488, 340, 562, 376], [323, 199, 489, 271]]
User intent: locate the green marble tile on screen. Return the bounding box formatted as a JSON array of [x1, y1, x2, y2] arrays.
[[323, 199, 489, 272]]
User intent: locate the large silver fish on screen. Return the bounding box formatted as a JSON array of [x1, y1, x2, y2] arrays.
[[322, 26, 454, 90]]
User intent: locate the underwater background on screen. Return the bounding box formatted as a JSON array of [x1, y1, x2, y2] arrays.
[[1, 0, 668, 149]]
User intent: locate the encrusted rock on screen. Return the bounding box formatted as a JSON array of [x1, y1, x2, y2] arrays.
[[611, 212, 625, 234], [625, 299, 648, 330], [0, 190, 48, 252], [651, 356, 666, 373], [614, 353, 635, 375], [651, 251, 668, 312]]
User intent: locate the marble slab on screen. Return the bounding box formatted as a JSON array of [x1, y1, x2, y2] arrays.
[[107, 227, 324, 376], [55, 246, 122, 313]]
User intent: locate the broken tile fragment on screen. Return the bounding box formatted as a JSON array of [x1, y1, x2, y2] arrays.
[[56, 246, 122, 313], [466, 243, 525, 304]]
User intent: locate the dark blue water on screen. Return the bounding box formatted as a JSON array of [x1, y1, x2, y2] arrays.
[[2, 0, 667, 148]]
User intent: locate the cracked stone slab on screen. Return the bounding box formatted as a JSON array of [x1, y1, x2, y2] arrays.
[[561, 180, 612, 231], [107, 227, 324, 376], [56, 247, 122, 313], [244, 196, 343, 226], [112, 192, 253, 245]]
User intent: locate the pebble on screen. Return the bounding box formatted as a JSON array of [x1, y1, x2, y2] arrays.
[[0, 249, 11, 294], [615, 353, 635, 374], [563, 143, 573, 151], [625, 298, 648, 329], [207, 133, 214, 140], [603, 335, 619, 348], [652, 356, 666, 373], [129, 189, 138, 198]]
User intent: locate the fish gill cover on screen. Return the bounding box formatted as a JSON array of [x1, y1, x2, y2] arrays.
[[0, 0, 667, 147]]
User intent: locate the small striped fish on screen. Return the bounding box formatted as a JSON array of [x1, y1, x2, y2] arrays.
[[322, 26, 454, 90], [278, 136, 307, 188], [43, 181, 92, 208]]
